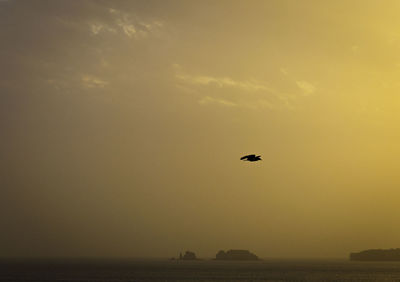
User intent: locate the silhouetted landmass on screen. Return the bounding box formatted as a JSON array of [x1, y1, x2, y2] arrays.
[[179, 251, 198, 260], [350, 249, 400, 261], [240, 154, 262, 162], [215, 250, 259, 260]]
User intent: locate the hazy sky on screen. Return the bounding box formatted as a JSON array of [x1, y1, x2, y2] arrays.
[[2, 0, 400, 258]]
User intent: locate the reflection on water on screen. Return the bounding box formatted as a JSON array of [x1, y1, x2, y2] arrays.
[[2, 258, 400, 281]]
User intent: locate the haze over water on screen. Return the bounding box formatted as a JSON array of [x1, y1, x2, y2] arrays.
[[2, 0, 400, 263]]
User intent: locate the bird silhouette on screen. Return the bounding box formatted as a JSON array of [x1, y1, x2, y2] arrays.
[[240, 154, 262, 162]]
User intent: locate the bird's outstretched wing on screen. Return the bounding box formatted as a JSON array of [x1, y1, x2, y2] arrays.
[[240, 154, 255, 160]]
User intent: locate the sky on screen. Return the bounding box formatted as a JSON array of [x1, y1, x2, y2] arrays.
[[2, 0, 400, 259]]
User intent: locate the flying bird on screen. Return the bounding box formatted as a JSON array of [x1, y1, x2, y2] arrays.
[[240, 154, 262, 162]]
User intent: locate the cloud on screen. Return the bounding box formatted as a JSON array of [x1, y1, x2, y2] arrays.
[[280, 67, 289, 76], [173, 64, 297, 109], [173, 64, 308, 110], [175, 73, 271, 92], [81, 75, 108, 88], [173, 63, 267, 91], [296, 80, 316, 95], [117, 20, 137, 37], [198, 96, 237, 107], [89, 23, 117, 35], [89, 8, 164, 38]]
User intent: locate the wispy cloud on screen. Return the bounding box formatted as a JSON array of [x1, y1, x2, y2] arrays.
[[89, 23, 117, 35], [198, 96, 237, 107], [81, 75, 108, 88], [296, 80, 316, 95], [173, 64, 318, 110], [175, 73, 271, 92], [116, 20, 138, 37], [280, 67, 289, 76], [89, 8, 164, 38], [173, 64, 291, 109]]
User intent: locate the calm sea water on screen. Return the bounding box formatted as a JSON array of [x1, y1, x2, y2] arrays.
[[2, 258, 400, 281]]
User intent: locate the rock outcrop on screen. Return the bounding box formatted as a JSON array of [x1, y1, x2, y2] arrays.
[[179, 251, 197, 260], [215, 249, 259, 260]]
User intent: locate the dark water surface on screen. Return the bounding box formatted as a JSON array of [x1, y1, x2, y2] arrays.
[[2, 258, 400, 281]]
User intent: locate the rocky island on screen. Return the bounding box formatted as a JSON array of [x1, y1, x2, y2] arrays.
[[350, 249, 400, 261], [179, 251, 198, 260], [215, 249, 259, 261]]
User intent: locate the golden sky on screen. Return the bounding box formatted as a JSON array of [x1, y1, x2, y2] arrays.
[[2, 0, 400, 258]]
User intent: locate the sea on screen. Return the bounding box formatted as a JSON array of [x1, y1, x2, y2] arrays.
[[1, 258, 400, 281]]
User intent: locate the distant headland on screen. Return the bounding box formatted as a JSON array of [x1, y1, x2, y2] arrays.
[[172, 249, 260, 261], [350, 249, 400, 261]]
